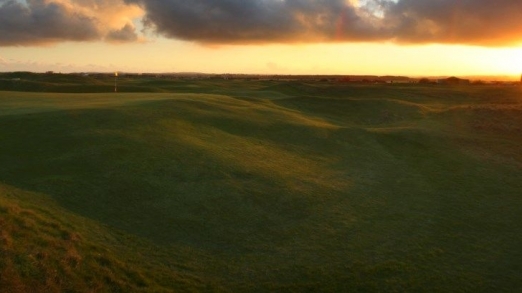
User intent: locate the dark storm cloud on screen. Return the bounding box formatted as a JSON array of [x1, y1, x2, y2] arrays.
[[126, 0, 522, 46], [123, 0, 377, 43], [106, 23, 139, 42], [386, 0, 522, 46], [0, 0, 100, 46], [2, 0, 521, 46]]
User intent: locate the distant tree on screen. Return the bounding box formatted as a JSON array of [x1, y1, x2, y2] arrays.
[[418, 78, 430, 84]]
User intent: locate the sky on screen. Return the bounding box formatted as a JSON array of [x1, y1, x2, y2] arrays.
[[1, 0, 522, 77]]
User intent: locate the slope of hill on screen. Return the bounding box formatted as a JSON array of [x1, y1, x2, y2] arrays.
[[1, 82, 522, 292]]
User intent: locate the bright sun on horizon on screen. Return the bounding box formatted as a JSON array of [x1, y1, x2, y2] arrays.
[[1, 0, 522, 79]]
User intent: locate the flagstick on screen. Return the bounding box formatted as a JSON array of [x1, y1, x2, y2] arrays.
[[114, 72, 118, 92]]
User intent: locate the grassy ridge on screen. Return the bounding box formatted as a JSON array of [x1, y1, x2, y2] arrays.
[[1, 82, 522, 291], [0, 183, 216, 292]]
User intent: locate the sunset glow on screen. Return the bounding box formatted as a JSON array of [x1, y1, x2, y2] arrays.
[[1, 0, 522, 78]]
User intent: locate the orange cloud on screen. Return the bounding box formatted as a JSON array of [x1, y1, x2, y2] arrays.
[[2, 0, 522, 47], [0, 0, 144, 46], [125, 0, 522, 46]]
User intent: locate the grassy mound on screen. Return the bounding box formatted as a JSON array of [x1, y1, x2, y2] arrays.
[[1, 82, 522, 291], [0, 183, 214, 292]]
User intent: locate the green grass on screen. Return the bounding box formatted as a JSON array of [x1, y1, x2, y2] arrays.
[[1, 80, 522, 292]]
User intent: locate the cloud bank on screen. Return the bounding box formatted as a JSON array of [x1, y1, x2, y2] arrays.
[[2, 0, 522, 46], [0, 0, 143, 46], [125, 0, 522, 46], [386, 0, 522, 46], [0, 0, 99, 45]]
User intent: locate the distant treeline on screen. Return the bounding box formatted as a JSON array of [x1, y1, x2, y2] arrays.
[[0, 72, 519, 94]]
